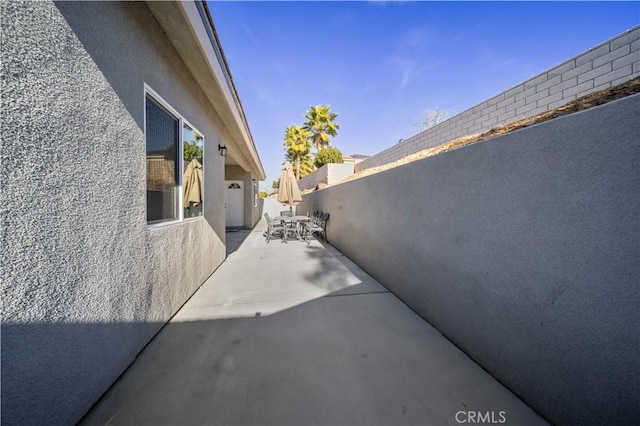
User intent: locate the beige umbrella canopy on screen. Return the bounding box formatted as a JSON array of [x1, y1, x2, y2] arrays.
[[183, 159, 203, 207], [277, 161, 302, 213]]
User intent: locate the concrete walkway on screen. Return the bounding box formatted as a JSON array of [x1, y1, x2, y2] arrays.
[[81, 199, 547, 426]]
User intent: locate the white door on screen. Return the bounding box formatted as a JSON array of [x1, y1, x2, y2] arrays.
[[225, 180, 244, 227]]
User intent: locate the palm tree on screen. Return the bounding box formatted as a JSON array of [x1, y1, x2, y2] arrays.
[[298, 156, 315, 178], [283, 125, 312, 180], [286, 152, 314, 178], [303, 105, 340, 152]]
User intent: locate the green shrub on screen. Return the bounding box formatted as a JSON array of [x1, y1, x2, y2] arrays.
[[183, 140, 203, 163], [314, 146, 343, 168]]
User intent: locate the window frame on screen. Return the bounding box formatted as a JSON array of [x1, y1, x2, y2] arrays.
[[144, 84, 205, 229], [252, 178, 258, 207]]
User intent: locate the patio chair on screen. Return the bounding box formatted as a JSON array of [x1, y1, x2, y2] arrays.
[[304, 212, 329, 244], [280, 210, 292, 217], [264, 213, 285, 243], [310, 211, 321, 225], [283, 218, 300, 242]]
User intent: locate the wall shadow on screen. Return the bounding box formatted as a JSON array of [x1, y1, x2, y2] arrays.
[[67, 283, 545, 426], [225, 228, 252, 257], [1, 320, 164, 426]]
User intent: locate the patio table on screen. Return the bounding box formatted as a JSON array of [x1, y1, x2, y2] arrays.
[[274, 215, 310, 241]]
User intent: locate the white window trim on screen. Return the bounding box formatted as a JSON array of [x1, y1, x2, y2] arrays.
[[253, 178, 258, 207], [182, 117, 205, 223], [144, 84, 205, 230]]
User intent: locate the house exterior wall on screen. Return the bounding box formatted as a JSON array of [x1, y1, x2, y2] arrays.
[[299, 94, 640, 426], [356, 26, 640, 173], [225, 165, 262, 228], [2, 1, 237, 424]]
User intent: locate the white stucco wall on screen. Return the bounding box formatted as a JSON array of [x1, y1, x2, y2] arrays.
[[2, 2, 233, 424]]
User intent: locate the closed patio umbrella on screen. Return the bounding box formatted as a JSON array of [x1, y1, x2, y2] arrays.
[[277, 161, 302, 214], [183, 159, 203, 209]]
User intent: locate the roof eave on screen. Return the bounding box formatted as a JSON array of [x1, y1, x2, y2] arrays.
[[145, 0, 265, 180]]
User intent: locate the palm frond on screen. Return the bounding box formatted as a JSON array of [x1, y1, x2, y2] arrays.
[[303, 105, 340, 151]]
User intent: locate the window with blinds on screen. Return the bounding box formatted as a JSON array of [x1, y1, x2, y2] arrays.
[[146, 95, 179, 223]]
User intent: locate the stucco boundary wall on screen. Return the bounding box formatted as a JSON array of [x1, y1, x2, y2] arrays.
[[356, 26, 640, 173], [297, 163, 354, 191], [299, 94, 640, 426]]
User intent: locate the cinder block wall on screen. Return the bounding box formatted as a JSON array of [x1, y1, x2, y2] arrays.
[[300, 95, 640, 426], [298, 164, 329, 190], [298, 163, 354, 191], [356, 26, 640, 173], [327, 163, 355, 184]]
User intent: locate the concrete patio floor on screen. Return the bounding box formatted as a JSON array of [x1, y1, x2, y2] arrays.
[[80, 199, 547, 426]]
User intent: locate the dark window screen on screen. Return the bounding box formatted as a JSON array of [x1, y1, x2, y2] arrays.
[[146, 95, 179, 223]]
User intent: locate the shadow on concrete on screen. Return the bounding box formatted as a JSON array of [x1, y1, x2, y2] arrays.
[[225, 228, 252, 257], [300, 239, 390, 297], [1, 320, 165, 425], [3, 201, 548, 426], [76, 284, 547, 426], [72, 220, 547, 426]]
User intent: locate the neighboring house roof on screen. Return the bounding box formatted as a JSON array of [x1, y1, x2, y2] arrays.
[[343, 153, 370, 164], [146, 1, 265, 180]]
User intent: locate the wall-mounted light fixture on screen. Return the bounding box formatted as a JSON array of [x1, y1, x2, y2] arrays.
[[218, 144, 228, 157]]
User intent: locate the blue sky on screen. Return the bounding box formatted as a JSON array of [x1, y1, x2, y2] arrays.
[[208, 1, 639, 187]]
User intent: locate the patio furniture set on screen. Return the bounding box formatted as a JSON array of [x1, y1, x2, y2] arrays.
[[264, 211, 329, 244]]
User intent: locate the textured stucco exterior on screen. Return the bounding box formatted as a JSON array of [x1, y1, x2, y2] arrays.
[[1, 1, 258, 424], [299, 95, 640, 426]]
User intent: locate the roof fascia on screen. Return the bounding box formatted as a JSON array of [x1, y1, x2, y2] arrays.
[[145, 0, 265, 180]]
